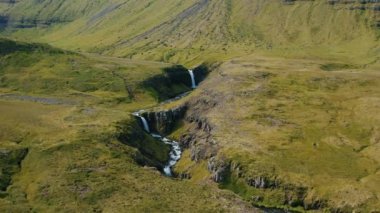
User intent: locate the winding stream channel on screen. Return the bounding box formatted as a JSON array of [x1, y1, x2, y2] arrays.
[[133, 70, 197, 177], [132, 69, 289, 212]]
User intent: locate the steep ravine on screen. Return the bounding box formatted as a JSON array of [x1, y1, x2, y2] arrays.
[[165, 74, 372, 212], [126, 63, 327, 212], [129, 80, 296, 212], [129, 65, 210, 176], [126, 64, 293, 211], [170, 90, 323, 212], [133, 108, 184, 177]]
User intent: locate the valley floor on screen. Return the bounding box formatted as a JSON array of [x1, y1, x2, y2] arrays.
[[0, 44, 379, 212], [0, 49, 257, 212], [149, 55, 380, 212]]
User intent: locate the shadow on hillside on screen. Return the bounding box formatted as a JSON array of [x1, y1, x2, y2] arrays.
[[140, 64, 210, 102]]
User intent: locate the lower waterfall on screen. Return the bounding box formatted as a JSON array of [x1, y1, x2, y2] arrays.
[[133, 111, 182, 177]]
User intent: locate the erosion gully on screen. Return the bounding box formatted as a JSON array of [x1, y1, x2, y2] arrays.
[[132, 69, 291, 213], [132, 70, 196, 177]]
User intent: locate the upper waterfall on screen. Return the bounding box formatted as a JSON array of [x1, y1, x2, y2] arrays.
[[188, 70, 196, 89]]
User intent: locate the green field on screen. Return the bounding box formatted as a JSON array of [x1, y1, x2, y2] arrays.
[[166, 54, 380, 211], [0, 39, 256, 212]]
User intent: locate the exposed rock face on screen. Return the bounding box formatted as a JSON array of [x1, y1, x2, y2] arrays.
[[206, 156, 316, 209], [115, 120, 170, 169], [207, 157, 229, 182], [0, 147, 28, 192], [139, 65, 210, 135], [180, 115, 216, 162], [247, 177, 270, 189], [163, 65, 194, 88], [193, 64, 210, 85], [140, 64, 210, 101], [137, 98, 217, 172], [178, 173, 191, 179], [164, 64, 210, 89], [161, 88, 219, 166], [143, 105, 187, 135], [246, 176, 281, 189], [205, 154, 327, 210]]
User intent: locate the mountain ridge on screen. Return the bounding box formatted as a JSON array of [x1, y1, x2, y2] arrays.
[[0, 0, 379, 66]]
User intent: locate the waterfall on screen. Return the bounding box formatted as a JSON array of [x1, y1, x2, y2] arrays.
[[133, 112, 150, 133], [139, 116, 150, 133], [188, 70, 197, 89], [132, 93, 186, 177]]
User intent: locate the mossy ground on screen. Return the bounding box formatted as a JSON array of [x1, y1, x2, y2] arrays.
[[0, 0, 379, 211], [172, 55, 380, 211], [0, 40, 254, 212]]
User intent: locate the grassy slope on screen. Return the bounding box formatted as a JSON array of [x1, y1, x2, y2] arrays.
[[0, 39, 255, 212], [0, 101, 251, 212], [0, 0, 378, 66], [172, 55, 380, 211]]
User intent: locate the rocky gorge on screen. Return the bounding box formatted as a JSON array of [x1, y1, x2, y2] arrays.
[[128, 64, 210, 177], [125, 57, 380, 212]]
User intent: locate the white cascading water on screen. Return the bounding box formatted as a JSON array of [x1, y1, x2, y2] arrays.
[[133, 111, 182, 176], [139, 116, 150, 133], [188, 70, 197, 89], [152, 135, 182, 177], [132, 111, 150, 133]]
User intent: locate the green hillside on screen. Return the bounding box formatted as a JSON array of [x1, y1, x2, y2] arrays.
[[0, 0, 379, 212], [171, 55, 380, 212], [0, 39, 256, 212], [0, 0, 379, 65]]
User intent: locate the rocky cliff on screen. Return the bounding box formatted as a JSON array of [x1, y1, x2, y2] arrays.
[[0, 146, 28, 193], [142, 106, 187, 136], [115, 119, 171, 170]]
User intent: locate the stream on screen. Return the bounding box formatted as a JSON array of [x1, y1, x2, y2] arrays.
[[131, 69, 290, 212], [132, 70, 197, 177]]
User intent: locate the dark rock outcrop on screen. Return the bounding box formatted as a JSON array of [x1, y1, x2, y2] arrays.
[[192, 64, 210, 85], [177, 90, 221, 162], [163, 65, 194, 88], [179, 111, 218, 162], [207, 157, 229, 182], [143, 105, 187, 135], [178, 172, 191, 179], [0, 147, 28, 192], [140, 64, 211, 101], [115, 120, 170, 169], [163, 64, 210, 89]]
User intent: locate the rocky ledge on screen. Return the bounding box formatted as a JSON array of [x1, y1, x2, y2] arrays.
[[142, 105, 187, 135]]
